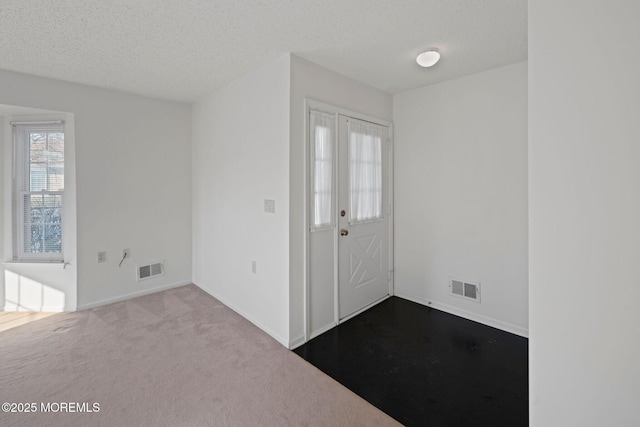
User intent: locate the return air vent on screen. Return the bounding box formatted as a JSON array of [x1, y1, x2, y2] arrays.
[[450, 278, 481, 302], [137, 261, 164, 281]]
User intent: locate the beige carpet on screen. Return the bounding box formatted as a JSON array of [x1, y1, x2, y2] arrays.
[[0, 285, 399, 427], [0, 312, 58, 333]]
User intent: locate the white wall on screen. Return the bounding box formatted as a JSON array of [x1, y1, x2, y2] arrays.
[[393, 62, 528, 336], [0, 70, 192, 310], [289, 55, 393, 343], [192, 54, 291, 346], [0, 117, 4, 307], [529, 2, 640, 426], [191, 54, 392, 347]]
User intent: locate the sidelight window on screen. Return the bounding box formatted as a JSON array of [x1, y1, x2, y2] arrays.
[[310, 110, 336, 230]]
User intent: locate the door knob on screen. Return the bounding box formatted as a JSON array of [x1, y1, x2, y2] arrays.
[[340, 229, 349, 236]]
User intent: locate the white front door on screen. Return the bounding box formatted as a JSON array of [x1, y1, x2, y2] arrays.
[[337, 115, 391, 320]]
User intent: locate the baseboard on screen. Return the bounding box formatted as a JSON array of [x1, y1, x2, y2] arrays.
[[77, 280, 191, 311], [309, 321, 338, 341], [288, 334, 306, 350], [395, 291, 529, 338], [3, 304, 67, 312], [193, 281, 290, 348], [340, 294, 391, 323]]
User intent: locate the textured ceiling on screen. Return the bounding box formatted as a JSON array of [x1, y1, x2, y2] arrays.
[[0, 0, 527, 103]]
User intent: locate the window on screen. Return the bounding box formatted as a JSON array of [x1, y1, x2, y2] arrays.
[[12, 122, 65, 261], [348, 119, 383, 224], [310, 110, 336, 230]]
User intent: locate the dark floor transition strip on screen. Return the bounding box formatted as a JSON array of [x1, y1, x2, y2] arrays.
[[293, 297, 528, 427]]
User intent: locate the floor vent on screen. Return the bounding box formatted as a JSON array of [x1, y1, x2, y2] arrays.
[[450, 278, 481, 302], [137, 262, 164, 281]]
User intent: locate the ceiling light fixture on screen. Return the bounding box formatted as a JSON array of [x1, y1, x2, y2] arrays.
[[416, 49, 441, 68]]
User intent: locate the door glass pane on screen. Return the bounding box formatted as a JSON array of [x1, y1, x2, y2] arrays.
[[348, 120, 383, 224]]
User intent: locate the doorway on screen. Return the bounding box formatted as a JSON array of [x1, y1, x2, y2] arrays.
[[306, 100, 393, 340]]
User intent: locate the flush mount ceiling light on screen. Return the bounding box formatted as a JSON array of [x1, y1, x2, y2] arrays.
[[416, 49, 441, 68]]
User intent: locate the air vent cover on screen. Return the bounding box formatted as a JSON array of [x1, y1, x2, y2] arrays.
[[137, 261, 164, 281], [450, 277, 481, 302]]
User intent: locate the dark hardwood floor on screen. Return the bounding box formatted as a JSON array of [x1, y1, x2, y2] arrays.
[[293, 297, 528, 426]]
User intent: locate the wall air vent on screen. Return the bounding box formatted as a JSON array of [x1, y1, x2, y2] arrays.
[[137, 261, 164, 281], [450, 277, 481, 302]]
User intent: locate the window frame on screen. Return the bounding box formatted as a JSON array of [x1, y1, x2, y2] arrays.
[[12, 122, 65, 262]]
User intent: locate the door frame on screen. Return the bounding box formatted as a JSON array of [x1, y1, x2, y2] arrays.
[[303, 98, 394, 343]]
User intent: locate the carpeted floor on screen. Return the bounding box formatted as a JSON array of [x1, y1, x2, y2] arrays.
[[0, 285, 399, 427]]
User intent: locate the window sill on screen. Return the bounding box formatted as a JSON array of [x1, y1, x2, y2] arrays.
[[3, 261, 68, 269]]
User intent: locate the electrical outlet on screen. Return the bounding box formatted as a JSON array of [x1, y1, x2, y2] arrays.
[[97, 251, 106, 263], [251, 260, 257, 274]]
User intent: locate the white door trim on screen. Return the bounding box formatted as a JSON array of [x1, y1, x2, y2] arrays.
[[303, 98, 394, 343]]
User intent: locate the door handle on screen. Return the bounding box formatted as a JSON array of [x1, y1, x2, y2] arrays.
[[340, 229, 349, 236]]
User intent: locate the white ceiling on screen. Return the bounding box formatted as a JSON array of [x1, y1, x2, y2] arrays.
[[0, 0, 527, 103]]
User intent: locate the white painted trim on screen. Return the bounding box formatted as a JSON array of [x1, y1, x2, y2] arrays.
[[395, 291, 529, 338], [339, 294, 391, 324], [309, 321, 338, 340], [388, 123, 394, 297], [303, 98, 311, 343], [77, 280, 191, 311], [306, 99, 393, 128], [193, 281, 290, 348], [3, 304, 68, 312], [2, 261, 67, 269], [304, 98, 394, 345], [288, 334, 306, 350], [332, 117, 340, 326]]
